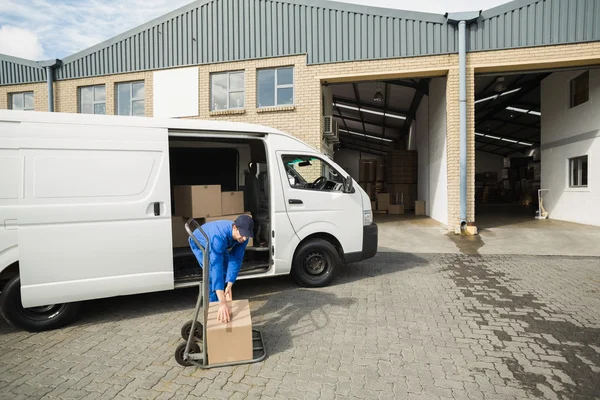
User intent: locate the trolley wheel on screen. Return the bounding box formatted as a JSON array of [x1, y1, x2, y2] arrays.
[[181, 320, 203, 341], [174, 341, 201, 367]]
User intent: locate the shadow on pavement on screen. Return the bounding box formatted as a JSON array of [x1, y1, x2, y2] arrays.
[[1, 252, 430, 360]]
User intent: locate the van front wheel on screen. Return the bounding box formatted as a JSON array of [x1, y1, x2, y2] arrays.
[[0, 276, 82, 332], [291, 239, 339, 287]]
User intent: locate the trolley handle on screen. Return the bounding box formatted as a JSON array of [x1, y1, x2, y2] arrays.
[[185, 219, 210, 254]]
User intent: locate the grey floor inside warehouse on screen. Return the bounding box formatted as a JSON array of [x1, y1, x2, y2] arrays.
[[376, 203, 600, 256]]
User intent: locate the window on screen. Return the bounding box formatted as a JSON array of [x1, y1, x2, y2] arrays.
[[569, 155, 588, 188], [211, 71, 244, 111], [281, 154, 346, 192], [257, 67, 294, 108], [116, 81, 145, 116], [570, 71, 589, 108], [79, 85, 106, 114], [10, 92, 34, 111]]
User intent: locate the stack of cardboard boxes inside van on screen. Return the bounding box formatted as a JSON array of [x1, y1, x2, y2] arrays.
[[170, 185, 253, 248]]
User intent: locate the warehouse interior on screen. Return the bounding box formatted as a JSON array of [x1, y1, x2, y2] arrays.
[[474, 66, 599, 228], [325, 75, 449, 226]]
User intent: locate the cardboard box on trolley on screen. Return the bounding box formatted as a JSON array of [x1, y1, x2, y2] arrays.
[[206, 299, 253, 364]]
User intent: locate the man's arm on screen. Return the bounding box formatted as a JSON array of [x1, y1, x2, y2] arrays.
[[209, 237, 227, 294], [225, 240, 248, 285]]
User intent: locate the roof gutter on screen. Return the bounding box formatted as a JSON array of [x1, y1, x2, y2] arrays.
[[37, 59, 62, 112], [446, 11, 481, 232]]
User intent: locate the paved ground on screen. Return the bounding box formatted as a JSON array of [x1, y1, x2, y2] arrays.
[[376, 207, 600, 256], [1, 253, 599, 399]]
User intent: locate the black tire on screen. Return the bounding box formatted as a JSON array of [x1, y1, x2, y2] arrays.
[[0, 275, 82, 332], [175, 341, 201, 367], [291, 238, 340, 287], [180, 320, 203, 341]]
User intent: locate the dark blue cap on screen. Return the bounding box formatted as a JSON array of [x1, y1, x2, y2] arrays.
[[234, 214, 254, 238]]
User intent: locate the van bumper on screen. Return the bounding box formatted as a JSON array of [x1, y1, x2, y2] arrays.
[[343, 223, 378, 264]]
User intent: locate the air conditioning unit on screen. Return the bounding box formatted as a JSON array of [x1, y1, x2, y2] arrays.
[[322, 115, 339, 143]]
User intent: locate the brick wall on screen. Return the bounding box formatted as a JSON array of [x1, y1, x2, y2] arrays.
[[2, 41, 600, 231], [0, 83, 48, 112], [53, 71, 154, 116]]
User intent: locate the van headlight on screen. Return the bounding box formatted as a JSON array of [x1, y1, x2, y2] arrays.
[[363, 210, 373, 226]]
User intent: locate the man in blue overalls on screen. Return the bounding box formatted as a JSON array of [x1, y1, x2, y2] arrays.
[[189, 214, 254, 323]]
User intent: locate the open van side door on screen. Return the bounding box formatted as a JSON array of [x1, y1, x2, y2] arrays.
[[15, 122, 174, 308]]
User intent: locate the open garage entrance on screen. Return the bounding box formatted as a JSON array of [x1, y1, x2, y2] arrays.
[[322, 75, 450, 230], [475, 65, 600, 229]]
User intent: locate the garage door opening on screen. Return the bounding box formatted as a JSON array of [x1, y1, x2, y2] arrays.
[[322, 75, 449, 228], [475, 66, 600, 228]]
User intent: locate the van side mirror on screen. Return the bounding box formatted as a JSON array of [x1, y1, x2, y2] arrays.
[[343, 175, 353, 193]]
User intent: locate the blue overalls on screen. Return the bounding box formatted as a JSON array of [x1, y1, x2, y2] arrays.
[[188, 220, 248, 302]]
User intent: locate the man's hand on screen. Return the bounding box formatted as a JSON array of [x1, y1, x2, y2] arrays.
[[225, 282, 233, 302], [217, 299, 230, 323]]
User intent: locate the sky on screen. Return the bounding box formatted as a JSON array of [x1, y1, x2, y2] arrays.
[[0, 0, 507, 61]]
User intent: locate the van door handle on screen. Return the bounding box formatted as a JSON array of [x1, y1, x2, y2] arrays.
[[153, 202, 161, 216], [289, 199, 303, 204]]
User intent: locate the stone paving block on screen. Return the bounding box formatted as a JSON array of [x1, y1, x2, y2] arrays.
[[1, 254, 599, 400]]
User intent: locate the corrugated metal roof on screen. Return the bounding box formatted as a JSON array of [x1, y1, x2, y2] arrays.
[[468, 0, 600, 51], [0, 54, 46, 86], [2, 0, 600, 86], [54, 0, 455, 81]]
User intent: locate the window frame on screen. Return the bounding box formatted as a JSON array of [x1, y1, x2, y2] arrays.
[[210, 70, 245, 111], [78, 84, 106, 115], [570, 71, 589, 109], [568, 155, 589, 189], [257, 66, 295, 108], [116, 81, 145, 116], [10, 91, 34, 111], [280, 153, 352, 193]]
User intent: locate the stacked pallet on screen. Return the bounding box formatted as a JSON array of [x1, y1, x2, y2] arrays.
[[386, 150, 418, 210], [359, 159, 378, 200]]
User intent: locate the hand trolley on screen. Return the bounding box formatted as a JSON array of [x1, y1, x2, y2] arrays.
[[174, 218, 267, 368]]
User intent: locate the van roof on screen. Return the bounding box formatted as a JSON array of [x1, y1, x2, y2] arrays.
[[0, 109, 289, 137]]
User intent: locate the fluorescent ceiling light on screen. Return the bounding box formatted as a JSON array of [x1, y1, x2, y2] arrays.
[[501, 88, 521, 96], [339, 128, 393, 143], [506, 106, 542, 116], [333, 102, 406, 120], [474, 87, 522, 104], [476, 132, 533, 146], [506, 106, 529, 114], [474, 95, 498, 104]]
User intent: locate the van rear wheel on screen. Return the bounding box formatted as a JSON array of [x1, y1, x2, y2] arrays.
[[0, 276, 82, 332], [291, 239, 339, 287]]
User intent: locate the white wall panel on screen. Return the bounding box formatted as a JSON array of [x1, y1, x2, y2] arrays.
[[153, 67, 199, 118]]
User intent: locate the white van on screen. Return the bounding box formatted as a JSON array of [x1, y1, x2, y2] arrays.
[[0, 110, 377, 332]]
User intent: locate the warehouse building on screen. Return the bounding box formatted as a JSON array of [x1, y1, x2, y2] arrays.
[[1, 0, 599, 232]]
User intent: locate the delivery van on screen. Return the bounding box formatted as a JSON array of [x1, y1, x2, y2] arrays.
[[0, 109, 377, 332]]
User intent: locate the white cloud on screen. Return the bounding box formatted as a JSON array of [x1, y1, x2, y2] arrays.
[[0, 25, 46, 59]]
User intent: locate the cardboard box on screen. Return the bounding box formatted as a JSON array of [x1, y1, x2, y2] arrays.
[[377, 193, 390, 211], [171, 216, 190, 248], [174, 185, 221, 218], [387, 184, 417, 210], [388, 204, 404, 215], [206, 299, 253, 365], [221, 191, 244, 215], [415, 200, 426, 215]]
